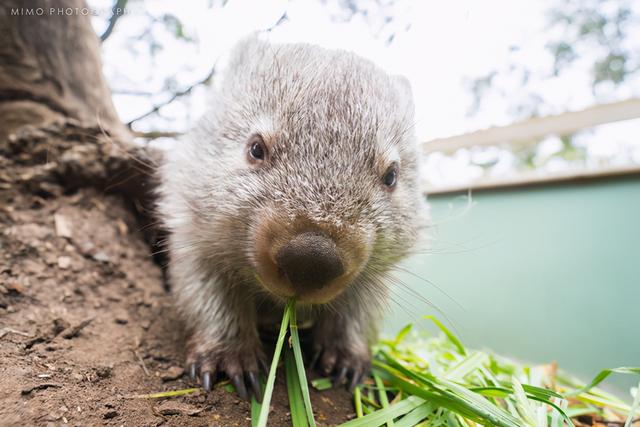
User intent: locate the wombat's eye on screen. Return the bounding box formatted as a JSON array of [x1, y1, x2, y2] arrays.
[[382, 165, 398, 188], [247, 134, 267, 164]]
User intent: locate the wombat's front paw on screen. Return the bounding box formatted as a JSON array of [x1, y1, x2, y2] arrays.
[[186, 337, 267, 401], [309, 332, 371, 391]]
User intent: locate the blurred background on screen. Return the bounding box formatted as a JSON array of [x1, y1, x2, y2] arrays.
[[88, 0, 640, 394]]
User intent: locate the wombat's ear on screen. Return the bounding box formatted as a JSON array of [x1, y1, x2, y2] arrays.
[[391, 75, 415, 116], [226, 34, 270, 73]]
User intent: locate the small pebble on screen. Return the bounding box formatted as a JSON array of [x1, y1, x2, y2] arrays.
[[54, 213, 72, 239], [155, 401, 199, 416], [161, 366, 185, 382], [103, 410, 118, 419], [140, 320, 151, 330], [57, 256, 71, 269], [92, 251, 110, 263]]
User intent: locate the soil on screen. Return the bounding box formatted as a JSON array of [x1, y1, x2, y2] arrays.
[[0, 123, 354, 426]]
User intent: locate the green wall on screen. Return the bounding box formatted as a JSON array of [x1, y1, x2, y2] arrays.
[[385, 175, 640, 395]]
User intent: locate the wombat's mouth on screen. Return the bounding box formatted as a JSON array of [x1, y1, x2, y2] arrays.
[[255, 265, 360, 304], [252, 217, 371, 304], [254, 238, 362, 304]]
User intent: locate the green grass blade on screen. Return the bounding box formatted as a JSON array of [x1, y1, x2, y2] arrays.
[[395, 402, 434, 427], [354, 386, 364, 418], [576, 393, 638, 414], [361, 393, 383, 409], [130, 388, 200, 398], [526, 395, 574, 427], [251, 396, 262, 427], [362, 404, 375, 415], [311, 378, 332, 391], [519, 384, 564, 400], [286, 345, 309, 427], [423, 315, 466, 356], [469, 386, 572, 425], [375, 361, 519, 426], [340, 396, 426, 427], [393, 324, 413, 346], [511, 378, 536, 425], [256, 299, 293, 427], [565, 367, 640, 397], [289, 302, 317, 427], [377, 352, 438, 387], [445, 351, 487, 381], [470, 386, 513, 398], [439, 378, 524, 427], [373, 371, 394, 427]]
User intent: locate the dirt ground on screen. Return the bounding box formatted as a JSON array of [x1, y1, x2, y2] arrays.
[[0, 123, 354, 426]]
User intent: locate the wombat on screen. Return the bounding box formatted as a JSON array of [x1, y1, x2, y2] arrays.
[[158, 36, 425, 401]]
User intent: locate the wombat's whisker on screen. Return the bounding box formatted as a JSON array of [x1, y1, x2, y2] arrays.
[[359, 270, 427, 327], [385, 272, 453, 319], [363, 264, 460, 334], [389, 264, 464, 311], [381, 280, 432, 320], [425, 194, 476, 228]]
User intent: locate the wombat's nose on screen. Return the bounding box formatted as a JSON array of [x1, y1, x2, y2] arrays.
[[276, 232, 344, 291]]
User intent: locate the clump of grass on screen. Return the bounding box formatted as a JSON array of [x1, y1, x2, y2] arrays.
[[257, 299, 639, 426], [334, 316, 640, 427]]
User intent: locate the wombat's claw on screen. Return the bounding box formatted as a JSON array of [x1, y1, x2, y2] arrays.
[[247, 371, 263, 402], [333, 366, 348, 387], [227, 372, 262, 402], [258, 357, 270, 375], [310, 338, 371, 391], [348, 370, 364, 393], [202, 371, 213, 392], [186, 345, 265, 402], [333, 365, 369, 392], [308, 350, 321, 369], [231, 374, 249, 400]]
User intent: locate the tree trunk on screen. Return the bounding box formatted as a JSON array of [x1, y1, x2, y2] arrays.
[[0, 0, 125, 139]]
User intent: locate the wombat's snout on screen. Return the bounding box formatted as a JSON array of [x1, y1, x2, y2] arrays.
[[275, 232, 344, 291], [254, 218, 371, 303]]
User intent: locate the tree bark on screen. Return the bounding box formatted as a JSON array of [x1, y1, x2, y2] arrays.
[[0, 0, 126, 139]]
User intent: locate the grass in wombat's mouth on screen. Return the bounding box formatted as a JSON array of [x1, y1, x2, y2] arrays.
[[254, 298, 316, 427]]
